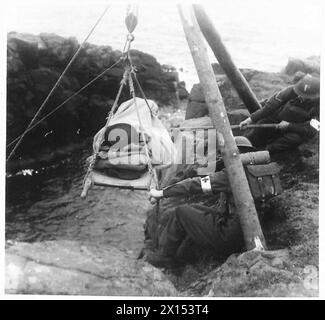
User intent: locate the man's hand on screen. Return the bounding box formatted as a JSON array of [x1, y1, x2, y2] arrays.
[[276, 120, 290, 131], [150, 189, 164, 198], [149, 189, 164, 205], [239, 117, 253, 130]]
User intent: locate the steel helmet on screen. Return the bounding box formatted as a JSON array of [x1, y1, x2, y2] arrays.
[[234, 136, 255, 151], [293, 74, 320, 100]]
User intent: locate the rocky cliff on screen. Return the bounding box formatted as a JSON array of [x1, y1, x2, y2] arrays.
[[7, 32, 185, 162], [185, 56, 320, 119]]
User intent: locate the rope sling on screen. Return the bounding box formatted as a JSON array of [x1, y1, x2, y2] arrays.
[[81, 5, 160, 198]]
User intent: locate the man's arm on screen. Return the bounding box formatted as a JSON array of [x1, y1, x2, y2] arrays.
[[281, 105, 319, 138], [251, 86, 296, 122], [155, 169, 230, 198], [287, 122, 317, 138]]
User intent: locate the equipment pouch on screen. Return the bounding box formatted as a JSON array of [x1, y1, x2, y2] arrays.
[[245, 163, 282, 202]]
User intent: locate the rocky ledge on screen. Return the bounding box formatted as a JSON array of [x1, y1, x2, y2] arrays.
[[185, 56, 320, 119]]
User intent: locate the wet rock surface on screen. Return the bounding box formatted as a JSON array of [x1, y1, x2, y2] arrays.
[[5, 145, 177, 295], [6, 241, 176, 296], [187, 249, 318, 297]]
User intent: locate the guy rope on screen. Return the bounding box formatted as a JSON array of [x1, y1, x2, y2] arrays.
[[6, 4, 111, 161]]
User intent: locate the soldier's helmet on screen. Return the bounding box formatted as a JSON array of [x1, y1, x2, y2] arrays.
[[234, 136, 255, 152], [293, 74, 320, 100]]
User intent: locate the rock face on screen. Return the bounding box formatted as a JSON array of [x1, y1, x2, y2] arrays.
[[7, 32, 180, 160], [5, 160, 178, 296], [6, 240, 177, 296], [284, 56, 320, 76], [185, 172, 319, 297], [185, 57, 320, 120], [190, 249, 318, 297]]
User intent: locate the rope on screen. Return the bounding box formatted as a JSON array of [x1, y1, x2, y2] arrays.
[[132, 72, 153, 117], [128, 71, 159, 189], [82, 4, 160, 201], [123, 5, 160, 195], [7, 58, 123, 149], [131, 69, 161, 212], [173, 123, 285, 131], [7, 4, 111, 161]]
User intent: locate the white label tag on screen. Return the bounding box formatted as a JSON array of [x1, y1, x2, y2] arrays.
[[310, 119, 320, 131], [200, 176, 212, 193]]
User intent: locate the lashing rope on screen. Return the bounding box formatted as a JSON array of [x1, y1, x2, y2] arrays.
[[128, 68, 159, 188], [124, 4, 160, 214], [123, 5, 160, 192], [105, 67, 130, 126]]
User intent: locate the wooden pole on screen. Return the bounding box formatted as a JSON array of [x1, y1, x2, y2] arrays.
[[178, 5, 266, 250], [172, 123, 279, 131], [193, 4, 261, 114]]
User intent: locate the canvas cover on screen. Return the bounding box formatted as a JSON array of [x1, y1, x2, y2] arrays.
[[90, 98, 177, 188]]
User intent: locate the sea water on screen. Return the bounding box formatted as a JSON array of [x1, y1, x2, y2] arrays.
[[5, 0, 322, 90]]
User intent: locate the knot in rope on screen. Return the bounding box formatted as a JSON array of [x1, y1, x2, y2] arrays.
[[127, 33, 135, 42]]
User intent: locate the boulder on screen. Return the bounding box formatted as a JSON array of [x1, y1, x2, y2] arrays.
[[39, 33, 79, 67], [185, 101, 209, 119], [177, 81, 189, 100], [185, 65, 294, 120], [6, 240, 177, 296], [284, 56, 320, 76], [205, 249, 318, 297]]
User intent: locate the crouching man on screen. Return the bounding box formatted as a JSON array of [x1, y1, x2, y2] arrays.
[[144, 136, 279, 268], [239, 74, 320, 154]]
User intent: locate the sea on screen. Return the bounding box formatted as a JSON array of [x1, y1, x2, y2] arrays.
[[4, 0, 323, 90]]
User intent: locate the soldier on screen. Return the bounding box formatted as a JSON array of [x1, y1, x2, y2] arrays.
[[239, 74, 320, 154], [145, 137, 259, 268]]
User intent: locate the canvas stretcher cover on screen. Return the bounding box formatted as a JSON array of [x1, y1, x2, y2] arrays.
[[90, 98, 177, 189]]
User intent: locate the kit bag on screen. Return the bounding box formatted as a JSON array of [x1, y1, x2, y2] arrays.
[[245, 162, 282, 202]]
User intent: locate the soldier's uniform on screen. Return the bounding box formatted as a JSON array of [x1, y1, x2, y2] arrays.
[[144, 166, 251, 268], [156, 170, 244, 260]]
